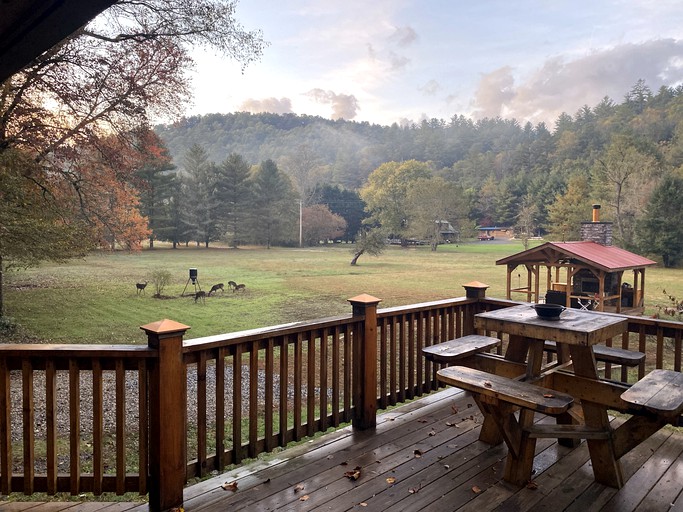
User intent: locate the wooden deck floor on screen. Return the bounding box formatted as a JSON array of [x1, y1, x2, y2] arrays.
[[3, 387, 683, 512]]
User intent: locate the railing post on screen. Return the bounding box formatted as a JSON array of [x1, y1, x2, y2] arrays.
[[462, 281, 489, 335], [348, 294, 381, 430], [141, 319, 190, 512]]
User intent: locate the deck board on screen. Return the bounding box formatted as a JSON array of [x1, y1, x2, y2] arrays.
[[2, 387, 683, 512]]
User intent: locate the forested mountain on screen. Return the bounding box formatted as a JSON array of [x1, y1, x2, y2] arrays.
[[154, 80, 683, 266]]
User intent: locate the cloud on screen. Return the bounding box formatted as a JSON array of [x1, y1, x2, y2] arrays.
[[238, 97, 293, 114], [471, 39, 683, 125], [307, 89, 360, 120], [419, 79, 441, 96], [390, 26, 418, 47]]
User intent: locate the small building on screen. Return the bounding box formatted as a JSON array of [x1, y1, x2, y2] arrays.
[[496, 206, 656, 314]]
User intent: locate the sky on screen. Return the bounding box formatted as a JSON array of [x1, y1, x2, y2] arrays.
[[188, 0, 683, 128]]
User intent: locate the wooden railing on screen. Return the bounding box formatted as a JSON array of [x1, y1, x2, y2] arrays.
[[1, 292, 682, 511]]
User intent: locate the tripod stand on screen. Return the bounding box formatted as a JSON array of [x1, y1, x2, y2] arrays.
[[181, 277, 202, 296]]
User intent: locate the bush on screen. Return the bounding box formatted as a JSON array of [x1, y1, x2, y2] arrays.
[[151, 269, 173, 297]]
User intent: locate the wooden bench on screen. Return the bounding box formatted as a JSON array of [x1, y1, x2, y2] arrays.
[[437, 365, 573, 415], [544, 340, 645, 367], [438, 365, 575, 485], [422, 334, 501, 364], [621, 369, 683, 422]]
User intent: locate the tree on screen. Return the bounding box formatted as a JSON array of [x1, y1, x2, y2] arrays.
[[249, 160, 298, 248], [638, 173, 683, 267], [312, 184, 367, 242], [214, 153, 253, 247], [405, 177, 465, 251], [302, 205, 347, 246], [360, 160, 432, 244], [350, 228, 386, 266], [592, 135, 660, 248], [0, 0, 265, 264], [181, 144, 221, 247], [546, 173, 593, 241], [134, 131, 177, 248], [515, 196, 539, 250], [0, 149, 93, 315]]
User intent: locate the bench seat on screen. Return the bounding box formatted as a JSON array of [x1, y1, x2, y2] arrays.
[[437, 366, 573, 415], [544, 340, 644, 367], [422, 335, 501, 364], [621, 369, 683, 419]]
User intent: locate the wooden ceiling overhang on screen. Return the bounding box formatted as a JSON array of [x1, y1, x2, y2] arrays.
[[0, 0, 117, 83]]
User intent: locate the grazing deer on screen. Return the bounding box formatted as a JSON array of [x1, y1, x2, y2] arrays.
[[233, 284, 246, 293], [208, 283, 224, 296], [227, 281, 237, 290], [136, 282, 147, 295], [194, 290, 206, 303]]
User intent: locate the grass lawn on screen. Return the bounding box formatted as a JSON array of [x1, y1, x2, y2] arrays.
[[2, 240, 681, 344]]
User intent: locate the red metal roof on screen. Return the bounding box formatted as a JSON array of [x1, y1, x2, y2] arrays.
[[496, 241, 656, 272]]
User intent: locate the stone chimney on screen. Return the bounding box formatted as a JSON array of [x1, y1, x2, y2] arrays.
[[580, 204, 613, 246]]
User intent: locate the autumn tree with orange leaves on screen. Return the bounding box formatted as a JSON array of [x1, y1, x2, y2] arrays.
[[0, 0, 266, 316]]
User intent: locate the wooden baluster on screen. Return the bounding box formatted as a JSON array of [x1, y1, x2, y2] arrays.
[[0, 356, 10, 494], [197, 353, 207, 476], [92, 360, 103, 495], [137, 360, 148, 494], [233, 344, 243, 463], [278, 336, 288, 447], [343, 326, 352, 423], [332, 327, 341, 427], [249, 340, 259, 457], [379, 318, 388, 409], [115, 359, 125, 495], [46, 360, 57, 494], [68, 359, 79, 495], [215, 347, 226, 470], [306, 332, 315, 437], [293, 333, 302, 441], [22, 360, 34, 495], [417, 311, 425, 394], [319, 328, 328, 432], [398, 314, 406, 403], [408, 313, 415, 400], [264, 339, 274, 451]]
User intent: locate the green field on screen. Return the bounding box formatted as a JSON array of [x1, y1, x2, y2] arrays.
[[2, 241, 681, 344]]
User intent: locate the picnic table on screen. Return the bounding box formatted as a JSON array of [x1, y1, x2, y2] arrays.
[[437, 304, 683, 488]]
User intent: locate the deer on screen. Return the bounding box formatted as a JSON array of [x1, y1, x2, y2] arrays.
[[227, 281, 238, 290], [136, 282, 147, 295], [233, 284, 246, 293], [208, 283, 224, 296], [194, 290, 206, 303]]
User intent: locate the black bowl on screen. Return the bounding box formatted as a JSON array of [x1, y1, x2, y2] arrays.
[[531, 303, 566, 320]]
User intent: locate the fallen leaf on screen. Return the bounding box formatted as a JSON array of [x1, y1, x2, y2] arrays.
[[293, 483, 305, 492], [344, 466, 362, 480], [526, 480, 539, 490], [360, 503, 368, 507], [409, 484, 422, 494], [543, 394, 555, 398], [414, 449, 423, 458], [221, 481, 238, 492], [299, 495, 310, 501], [472, 485, 482, 494], [428, 430, 436, 436], [327, 455, 334, 460], [451, 405, 459, 414], [484, 380, 492, 388], [170, 508, 184, 512], [444, 464, 450, 469], [386, 477, 396, 484], [417, 419, 428, 423], [340, 461, 349, 466]]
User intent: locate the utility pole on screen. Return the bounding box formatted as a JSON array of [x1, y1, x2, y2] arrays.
[[299, 200, 303, 248]]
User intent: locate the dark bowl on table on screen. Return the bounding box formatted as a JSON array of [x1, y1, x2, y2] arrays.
[[531, 303, 566, 320]]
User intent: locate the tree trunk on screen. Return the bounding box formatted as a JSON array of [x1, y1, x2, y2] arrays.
[[149, 237, 154, 249], [350, 249, 364, 266]]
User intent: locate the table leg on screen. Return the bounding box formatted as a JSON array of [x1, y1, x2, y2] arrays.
[[473, 395, 504, 445], [569, 345, 624, 488]]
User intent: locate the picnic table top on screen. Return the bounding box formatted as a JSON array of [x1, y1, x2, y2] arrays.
[[474, 304, 628, 346]]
